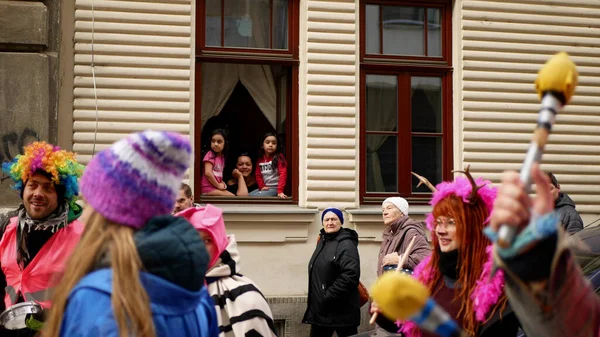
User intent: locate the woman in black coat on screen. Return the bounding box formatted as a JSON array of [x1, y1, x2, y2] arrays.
[[302, 207, 361, 337]]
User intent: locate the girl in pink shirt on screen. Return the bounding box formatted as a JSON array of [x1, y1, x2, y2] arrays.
[[201, 129, 234, 196]]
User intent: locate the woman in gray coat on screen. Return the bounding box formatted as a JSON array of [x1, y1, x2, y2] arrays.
[[377, 197, 431, 276]]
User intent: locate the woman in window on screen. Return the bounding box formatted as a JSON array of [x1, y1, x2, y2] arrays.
[[226, 153, 258, 196], [303, 207, 361, 337]]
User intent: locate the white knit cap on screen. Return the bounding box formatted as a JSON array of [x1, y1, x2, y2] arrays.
[[382, 197, 409, 216]]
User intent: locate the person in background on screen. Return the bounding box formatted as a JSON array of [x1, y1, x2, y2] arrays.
[[0, 142, 85, 337], [250, 133, 287, 199], [43, 131, 218, 337], [173, 183, 201, 214], [201, 129, 234, 196], [226, 153, 258, 196], [378, 197, 430, 276], [178, 204, 277, 337], [303, 207, 361, 337], [547, 172, 583, 234]]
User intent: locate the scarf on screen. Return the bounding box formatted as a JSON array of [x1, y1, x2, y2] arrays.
[[206, 235, 277, 337], [438, 249, 460, 280], [16, 203, 69, 266], [399, 246, 505, 336]]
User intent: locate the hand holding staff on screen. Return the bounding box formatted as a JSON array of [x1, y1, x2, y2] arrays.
[[370, 271, 468, 337], [497, 52, 578, 248], [369, 236, 417, 325]]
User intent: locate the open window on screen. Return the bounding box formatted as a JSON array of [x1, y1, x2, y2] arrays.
[[360, 0, 453, 204], [195, 0, 299, 203]]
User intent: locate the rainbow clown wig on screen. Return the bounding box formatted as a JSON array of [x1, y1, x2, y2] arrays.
[[1, 141, 84, 207]]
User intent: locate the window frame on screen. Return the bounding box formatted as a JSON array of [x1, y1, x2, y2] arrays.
[[197, 0, 299, 60], [360, 0, 452, 63], [194, 0, 300, 204], [359, 0, 453, 204]]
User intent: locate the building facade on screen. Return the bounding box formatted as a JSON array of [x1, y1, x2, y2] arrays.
[[53, 0, 600, 335]]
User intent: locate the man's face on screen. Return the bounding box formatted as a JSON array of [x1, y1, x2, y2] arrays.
[[23, 173, 59, 220], [173, 189, 194, 214], [549, 183, 560, 202]]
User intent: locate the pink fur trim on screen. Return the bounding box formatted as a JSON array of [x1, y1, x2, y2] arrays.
[[425, 176, 497, 231], [397, 246, 504, 336], [471, 246, 505, 322]]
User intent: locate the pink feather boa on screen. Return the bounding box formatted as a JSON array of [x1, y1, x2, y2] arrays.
[[397, 246, 504, 337]]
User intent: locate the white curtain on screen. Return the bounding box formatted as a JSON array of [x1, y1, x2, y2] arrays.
[[366, 75, 398, 192], [201, 64, 276, 128], [200, 0, 277, 128]]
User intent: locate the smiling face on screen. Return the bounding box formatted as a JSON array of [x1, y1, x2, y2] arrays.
[[322, 211, 342, 234], [23, 173, 59, 220], [382, 202, 403, 226], [236, 155, 253, 177], [435, 215, 460, 252]]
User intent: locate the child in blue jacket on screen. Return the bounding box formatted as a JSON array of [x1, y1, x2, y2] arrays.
[[43, 131, 219, 337]]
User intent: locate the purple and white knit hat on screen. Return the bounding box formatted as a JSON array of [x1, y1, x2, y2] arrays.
[[80, 131, 191, 229]]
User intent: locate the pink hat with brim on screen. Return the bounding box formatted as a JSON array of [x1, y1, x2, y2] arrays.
[[177, 204, 228, 267]]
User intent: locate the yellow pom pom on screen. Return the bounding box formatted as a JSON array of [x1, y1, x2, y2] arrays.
[[534, 51, 578, 103], [370, 272, 430, 321]]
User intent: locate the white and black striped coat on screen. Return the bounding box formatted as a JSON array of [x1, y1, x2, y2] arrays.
[[206, 235, 278, 337]]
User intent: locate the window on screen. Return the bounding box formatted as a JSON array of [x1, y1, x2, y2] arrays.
[[360, 0, 452, 203], [204, 0, 289, 50], [199, 0, 297, 56], [195, 0, 299, 203]]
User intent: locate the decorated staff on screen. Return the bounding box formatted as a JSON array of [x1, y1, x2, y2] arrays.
[[371, 272, 466, 337], [369, 235, 417, 325], [497, 52, 578, 248]]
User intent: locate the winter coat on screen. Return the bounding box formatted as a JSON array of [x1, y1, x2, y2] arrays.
[[555, 192, 583, 234], [205, 235, 278, 337], [303, 227, 361, 328], [377, 216, 431, 276], [58, 216, 219, 337]]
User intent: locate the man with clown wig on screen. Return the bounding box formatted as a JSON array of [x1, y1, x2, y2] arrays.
[[0, 141, 85, 336]]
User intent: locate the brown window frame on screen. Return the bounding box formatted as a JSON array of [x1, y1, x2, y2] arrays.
[[197, 0, 299, 60], [195, 0, 300, 204], [359, 0, 453, 205]]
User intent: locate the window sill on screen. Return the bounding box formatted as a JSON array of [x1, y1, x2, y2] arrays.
[[346, 205, 432, 242], [217, 204, 319, 243]]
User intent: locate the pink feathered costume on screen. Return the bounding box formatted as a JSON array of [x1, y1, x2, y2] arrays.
[[399, 176, 511, 337]]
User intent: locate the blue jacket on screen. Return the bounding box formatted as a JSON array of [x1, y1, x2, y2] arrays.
[[60, 269, 218, 336], [58, 215, 218, 337]]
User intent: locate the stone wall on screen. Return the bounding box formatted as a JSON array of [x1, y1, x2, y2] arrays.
[[0, 0, 60, 206]]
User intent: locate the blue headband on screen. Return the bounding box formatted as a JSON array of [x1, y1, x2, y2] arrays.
[[321, 207, 344, 225]]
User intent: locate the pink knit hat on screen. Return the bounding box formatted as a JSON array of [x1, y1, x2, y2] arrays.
[[177, 204, 228, 267]]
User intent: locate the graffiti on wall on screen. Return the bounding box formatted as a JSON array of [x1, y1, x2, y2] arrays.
[[0, 128, 40, 184]]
